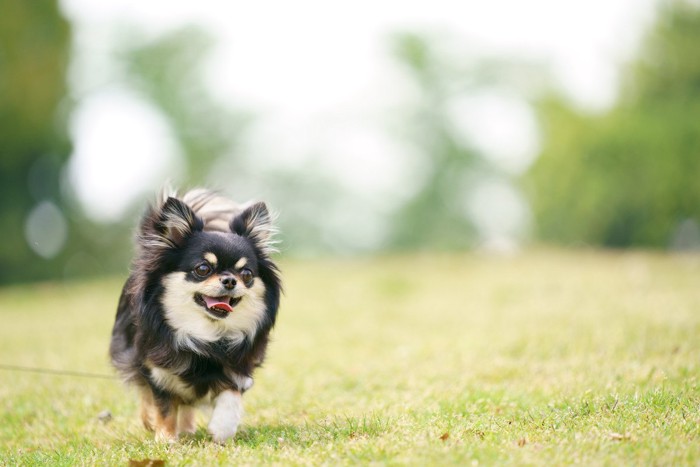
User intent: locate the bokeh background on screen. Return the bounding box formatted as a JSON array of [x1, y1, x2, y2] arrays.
[[2, 0, 699, 284]]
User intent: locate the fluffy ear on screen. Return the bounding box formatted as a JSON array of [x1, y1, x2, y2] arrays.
[[151, 197, 203, 248], [230, 202, 278, 255]]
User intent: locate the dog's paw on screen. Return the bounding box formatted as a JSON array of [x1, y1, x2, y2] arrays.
[[208, 426, 237, 444], [178, 405, 198, 436], [242, 376, 254, 392], [154, 429, 178, 444], [208, 416, 239, 444], [230, 373, 254, 392], [208, 390, 243, 444]]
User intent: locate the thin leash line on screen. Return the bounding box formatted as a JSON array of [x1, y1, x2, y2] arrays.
[[0, 363, 118, 380]]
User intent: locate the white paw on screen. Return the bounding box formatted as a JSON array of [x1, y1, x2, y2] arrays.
[[207, 390, 243, 444], [230, 373, 254, 392], [242, 376, 254, 392]]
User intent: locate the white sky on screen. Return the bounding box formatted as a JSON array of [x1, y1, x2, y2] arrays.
[[61, 0, 657, 110], [59, 0, 658, 241]]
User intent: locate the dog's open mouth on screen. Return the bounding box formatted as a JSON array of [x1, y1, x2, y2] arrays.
[[194, 294, 242, 319]]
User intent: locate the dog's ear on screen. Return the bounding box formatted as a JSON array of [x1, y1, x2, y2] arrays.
[[151, 197, 203, 248], [230, 202, 278, 255]]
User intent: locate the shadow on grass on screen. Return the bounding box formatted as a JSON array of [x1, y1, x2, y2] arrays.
[[176, 414, 394, 449]]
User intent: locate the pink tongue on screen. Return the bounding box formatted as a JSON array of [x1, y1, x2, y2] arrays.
[[203, 295, 233, 313]]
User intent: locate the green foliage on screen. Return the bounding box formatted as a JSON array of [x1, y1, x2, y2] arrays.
[[1, 252, 699, 464], [387, 34, 546, 250], [626, 1, 700, 105], [528, 2, 700, 248], [0, 0, 72, 283], [0, 21, 255, 285], [0, 1, 70, 165]]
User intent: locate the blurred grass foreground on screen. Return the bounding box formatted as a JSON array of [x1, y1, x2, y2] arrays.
[[1, 251, 699, 464]]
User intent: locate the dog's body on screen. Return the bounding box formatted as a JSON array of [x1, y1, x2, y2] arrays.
[[110, 188, 281, 443]]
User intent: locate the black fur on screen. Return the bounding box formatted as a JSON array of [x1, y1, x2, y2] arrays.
[[110, 191, 281, 425]]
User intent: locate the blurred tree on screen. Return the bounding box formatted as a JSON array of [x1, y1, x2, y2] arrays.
[[54, 27, 257, 280], [0, 0, 72, 283], [385, 34, 546, 250], [121, 27, 251, 185], [120, 27, 359, 256], [0, 19, 252, 284], [387, 34, 485, 250], [528, 1, 700, 248]]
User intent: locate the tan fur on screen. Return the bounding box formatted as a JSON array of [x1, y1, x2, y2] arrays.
[[178, 405, 197, 435], [140, 388, 156, 431], [153, 402, 178, 443], [140, 387, 180, 442], [202, 275, 222, 290], [149, 366, 197, 401], [203, 252, 218, 267]]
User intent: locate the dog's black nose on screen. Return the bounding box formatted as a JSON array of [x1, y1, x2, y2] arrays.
[[220, 275, 237, 290]]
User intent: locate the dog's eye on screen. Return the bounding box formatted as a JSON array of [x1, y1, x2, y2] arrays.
[[239, 268, 254, 286], [193, 263, 212, 277]]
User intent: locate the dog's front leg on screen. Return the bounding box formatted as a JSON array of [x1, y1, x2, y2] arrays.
[[139, 388, 156, 431], [208, 389, 243, 444], [152, 397, 179, 443], [178, 405, 197, 435]]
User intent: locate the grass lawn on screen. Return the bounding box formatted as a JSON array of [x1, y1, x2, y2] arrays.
[[0, 250, 698, 465]]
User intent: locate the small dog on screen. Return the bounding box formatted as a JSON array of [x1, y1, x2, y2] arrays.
[[110, 188, 281, 443]]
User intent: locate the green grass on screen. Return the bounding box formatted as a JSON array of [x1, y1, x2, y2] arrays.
[[0, 250, 699, 465]]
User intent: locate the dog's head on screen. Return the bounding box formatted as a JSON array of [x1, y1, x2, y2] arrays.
[[134, 196, 281, 346]]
